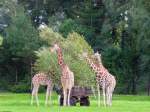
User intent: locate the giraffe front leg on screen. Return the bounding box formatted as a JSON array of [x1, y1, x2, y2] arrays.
[[102, 83, 106, 107], [63, 89, 67, 106], [67, 89, 72, 106], [106, 87, 110, 106], [97, 83, 100, 107]]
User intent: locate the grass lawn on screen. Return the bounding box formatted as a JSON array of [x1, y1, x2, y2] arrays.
[[0, 93, 150, 112]]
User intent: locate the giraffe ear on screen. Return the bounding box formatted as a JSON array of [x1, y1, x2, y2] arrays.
[[50, 47, 54, 52], [78, 54, 83, 60], [99, 53, 101, 57]]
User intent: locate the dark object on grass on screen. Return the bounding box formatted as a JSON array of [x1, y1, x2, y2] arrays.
[[56, 86, 92, 106]]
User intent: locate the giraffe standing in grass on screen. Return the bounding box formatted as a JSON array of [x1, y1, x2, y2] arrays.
[[31, 72, 53, 106], [94, 51, 116, 106], [50, 43, 74, 106], [82, 52, 116, 106]]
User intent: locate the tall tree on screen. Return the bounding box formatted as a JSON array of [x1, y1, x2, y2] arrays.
[[64, 0, 105, 48], [0, 4, 41, 89], [36, 26, 95, 87]]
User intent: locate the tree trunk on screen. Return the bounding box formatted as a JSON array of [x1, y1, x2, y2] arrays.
[[126, 81, 130, 94], [131, 77, 137, 94], [15, 67, 18, 84], [147, 78, 150, 96], [30, 60, 33, 91]]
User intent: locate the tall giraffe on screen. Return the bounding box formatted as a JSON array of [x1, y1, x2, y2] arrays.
[[81, 52, 116, 106], [50, 44, 74, 106], [94, 51, 116, 106], [31, 72, 53, 106]]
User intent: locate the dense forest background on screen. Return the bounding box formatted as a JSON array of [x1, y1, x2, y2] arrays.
[[0, 0, 149, 95]]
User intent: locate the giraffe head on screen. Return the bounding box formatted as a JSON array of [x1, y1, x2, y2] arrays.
[[82, 52, 88, 58], [50, 43, 60, 53], [94, 51, 102, 64], [79, 52, 88, 60]]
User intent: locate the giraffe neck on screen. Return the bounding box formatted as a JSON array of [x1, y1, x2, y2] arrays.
[[96, 56, 104, 69], [56, 47, 65, 70], [96, 57, 108, 76], [86, 57, 99, 73]]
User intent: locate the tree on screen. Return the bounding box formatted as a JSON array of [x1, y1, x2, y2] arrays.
[[36, 26, 95, 87], [64, 0, 105, 48], [0, 5, 41, 90], [102, 0, 150, 94], [18, 0, 66, 26]]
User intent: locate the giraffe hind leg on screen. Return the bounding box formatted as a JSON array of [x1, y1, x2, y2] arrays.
[[35, 86, 39, 106], [31, 86, 36, 105], [49, 89, 52, 105], [31, 89, 34, 105], [45, 86, 50, 106], [106, 87, 110, 106], [109, 87, 114, 106]]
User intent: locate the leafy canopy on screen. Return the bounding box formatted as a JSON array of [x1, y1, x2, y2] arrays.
[[35, 27, 95, 86]]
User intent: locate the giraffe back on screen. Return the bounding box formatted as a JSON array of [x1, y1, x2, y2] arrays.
[[32, 73, 52, 86], [96, 69, 116, 89]]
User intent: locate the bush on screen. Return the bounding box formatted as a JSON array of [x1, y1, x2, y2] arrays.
[[9, 83, 30, 93]]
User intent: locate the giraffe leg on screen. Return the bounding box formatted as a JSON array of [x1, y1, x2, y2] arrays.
[[109, 87, 113, 106], [58, 95, 61, 105], [91, 86, 96, 99], [106, 87, 110, 106], [45, 86, 50, 106], [67, 88, 72, 106], [63, 89, 67, 106], [35, 86, 39, 106], [49, 86, 53, 105], [97, 83, 100, 107], [102, 83, 106, 107], [110, 92, 113, 106], [31, 86, 35, 105]]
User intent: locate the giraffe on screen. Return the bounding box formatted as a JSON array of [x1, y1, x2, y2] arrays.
[[81, 52, 116, 106], [50, 43, 74, 106], [31, 72, 53, 106], [94, 51, 116, 106]]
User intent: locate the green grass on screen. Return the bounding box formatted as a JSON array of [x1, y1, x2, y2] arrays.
[[0, 93, 150, 112]]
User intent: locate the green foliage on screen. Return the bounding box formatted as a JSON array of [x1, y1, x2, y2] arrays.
[[34, 47, 60, 84], [4, 6, 41, 58], [39, 26, 64, 46], [0, 4, 42, 90], [9, 84, 30, 93], [0, 0, 149, 94], [59, 19, 94, 40], [64, 0, 105, 47], [36, 27, 95, 86]]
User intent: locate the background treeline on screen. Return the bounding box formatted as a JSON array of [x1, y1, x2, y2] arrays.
[[0, 0, 150, 95]]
